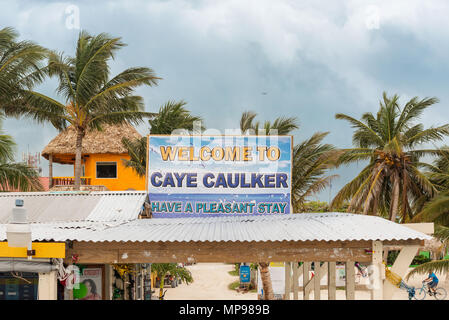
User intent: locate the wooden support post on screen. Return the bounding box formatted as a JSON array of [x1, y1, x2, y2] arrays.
[[292, 263, 299, 300], [328, 262, 336, 300], [303, 262, 312, 300], [104, 264, 112, 300], [124, 273, 128, 300], [371, 240, 384, 300], [345, 261, 355, 300], [38, 271, 57, 300], [284, 262, 291, 300], [48, 154, 53, 189], [383, 245, 419, 300], [314, 261, 321, 300]]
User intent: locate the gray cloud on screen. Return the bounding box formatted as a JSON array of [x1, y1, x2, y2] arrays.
[[2, 0, 449, 200]]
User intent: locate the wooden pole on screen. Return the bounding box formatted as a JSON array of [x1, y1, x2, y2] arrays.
[[371, 240, 384, 300], [303, 262, 312, 300], [48, 154, 53, 189], [314, 261, 321, 300], [38, 271, 57, 300], [328, 262, 336, 300], [284, 262, 291, 300], [292, 263, 299, 300], [345, 261, 355, 300]]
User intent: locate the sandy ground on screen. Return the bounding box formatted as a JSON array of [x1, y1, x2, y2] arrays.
[[164, 263, 256, 300], [163, 263, 448, 300]]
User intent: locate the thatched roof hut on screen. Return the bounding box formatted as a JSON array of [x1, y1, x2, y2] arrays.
[[42, 123, 142, 164]]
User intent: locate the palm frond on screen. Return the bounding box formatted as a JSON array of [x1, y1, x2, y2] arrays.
[[335, 113, 384, 147], [240, 111, 257, 134], [406, 260, 449, 280], [121, 137, 147, 177], [0, 162, 42, 192], [149, 100, 204, 134]]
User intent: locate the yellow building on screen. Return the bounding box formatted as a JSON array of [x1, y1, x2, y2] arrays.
[[42, 123, 145, 191]]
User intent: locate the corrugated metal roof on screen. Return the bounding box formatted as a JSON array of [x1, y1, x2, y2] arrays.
[[0, 213, 431, 243], [0, 191, 147, 223]]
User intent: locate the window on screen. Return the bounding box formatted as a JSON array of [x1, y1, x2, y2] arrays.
[[96, 162, 117, 178]]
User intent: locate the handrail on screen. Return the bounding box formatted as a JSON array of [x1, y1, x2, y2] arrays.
[[52, 176, 92, 186]]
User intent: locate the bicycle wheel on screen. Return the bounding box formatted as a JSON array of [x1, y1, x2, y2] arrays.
[[433, 288, 447, 300], [414, 288, 426, 300]]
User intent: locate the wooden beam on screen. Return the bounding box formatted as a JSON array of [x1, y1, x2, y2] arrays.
[[314, 261, 321, 300], [38, 271, 57, 300], [65, 239, 424, 265], [328, 262, 336, 300], [49, 154, 53, 189], [292, 263, 300, 300], [284, 262, 291, 300], [0, 242, 65, 259], [303, 262, 312, 300], [383, 245, 419, 300], [66, 241, 374, 264], [345, 261, 355, 300], [71, 239, 424, 250], [371, 240, 383, 300], [402, 223, 434, 235]]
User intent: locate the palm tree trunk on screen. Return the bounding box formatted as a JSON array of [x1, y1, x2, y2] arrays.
[[258, 262, 274, 300], [159, 276, 165, 300], [390, 172, 400, 222], [371, 193, 379, 216], [74, 128, 84, 190], [384, 172, 400, 262]]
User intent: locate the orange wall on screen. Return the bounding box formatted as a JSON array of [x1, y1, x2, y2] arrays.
[[79, 153, 145, 191]]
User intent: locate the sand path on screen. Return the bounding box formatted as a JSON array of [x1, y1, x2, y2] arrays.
[[163, 263, 448, 300]]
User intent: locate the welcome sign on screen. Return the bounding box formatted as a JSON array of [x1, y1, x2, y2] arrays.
[[147, 135, 292, 217]]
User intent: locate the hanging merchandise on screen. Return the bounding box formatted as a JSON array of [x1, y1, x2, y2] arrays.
[[112, 264, 137, 279], [52, 258, 80, 290]]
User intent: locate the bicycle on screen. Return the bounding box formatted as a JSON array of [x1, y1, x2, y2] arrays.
[[411, 281, 447, 300]]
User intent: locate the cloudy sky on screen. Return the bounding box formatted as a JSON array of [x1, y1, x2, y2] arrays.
[[2, 0, 449, 201]]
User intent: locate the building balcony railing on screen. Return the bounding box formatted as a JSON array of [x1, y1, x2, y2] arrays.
[[52, 176, 92, 186]]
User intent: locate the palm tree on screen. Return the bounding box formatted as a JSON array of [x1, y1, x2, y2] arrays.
[[240, 111, 298, 135], [122, 100, 203, 177], [239, 112, 338, 211], [148, 100, 203, 134], [9, 31, 160, 190], [151, 263, 193, 300], [0, 118, 42, 191], [331, 92, 449, 223], [406, 225, 449, 280], [0, 27, 47, 112], [239, 111, 337, 299], [291, 132, 339, 212], [412, 147, 449, 225]]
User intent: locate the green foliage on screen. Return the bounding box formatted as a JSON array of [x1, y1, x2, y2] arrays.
[[291, 133, 339, 212], [228, 280, 240, 291], [149, 100, 204, 134], [0, 27, 48, 113], [239, 112, 337, 211], [240, 111, 298, 135], [387, 251, 431, 266], [151, 263, 193, 286], [411, 254, 432, 266], [406, 259, 449, 280], [0, 119, 42, 191], [5, 30, 159, 189], [122, 101, 204, 177], [413, 149, 449, 225], [295, 201, 349, 213], [121, 136, 147, 177]]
